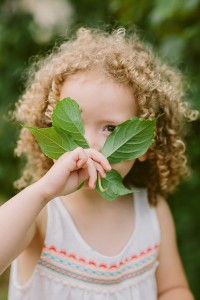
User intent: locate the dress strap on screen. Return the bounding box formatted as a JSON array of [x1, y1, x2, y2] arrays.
[[134, 189, 160, 248]]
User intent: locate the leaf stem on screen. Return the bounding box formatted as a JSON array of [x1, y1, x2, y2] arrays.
[[98, 173, 107, 192]]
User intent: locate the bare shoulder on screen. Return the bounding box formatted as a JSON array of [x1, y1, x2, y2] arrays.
[[23, 205, 47, 249], [36, 205, 48, 240], [22, 205, 47, 253], [155, 195, 191, 297], [17, 206, 47, 284]]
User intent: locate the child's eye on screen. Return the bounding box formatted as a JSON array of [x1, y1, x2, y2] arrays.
[[104, 125, 116, 132]]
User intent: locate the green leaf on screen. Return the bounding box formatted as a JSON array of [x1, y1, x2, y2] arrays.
[[96, 169, 133, 201], [102, 117, 156, 164], [52, 98, 89, 148], [25, 98, 156, 201], [26, 126, 78, 160]]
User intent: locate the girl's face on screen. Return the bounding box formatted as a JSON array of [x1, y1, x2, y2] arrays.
[[59, 70, 144, 179]]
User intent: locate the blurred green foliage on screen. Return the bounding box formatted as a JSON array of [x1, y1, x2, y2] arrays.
[[0, 0, 199, 298]]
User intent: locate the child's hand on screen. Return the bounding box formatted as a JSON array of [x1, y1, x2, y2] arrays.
[[37, 147, 111, 202]]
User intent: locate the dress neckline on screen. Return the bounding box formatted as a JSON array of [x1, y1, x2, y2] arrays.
[[57, 192, 140, 261]]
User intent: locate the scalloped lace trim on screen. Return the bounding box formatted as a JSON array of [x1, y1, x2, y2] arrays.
[[36, 261, 159, 293]]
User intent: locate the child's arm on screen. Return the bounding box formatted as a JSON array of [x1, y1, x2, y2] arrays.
[[156, 197, 194, 300], [0, 147, 111, 274]]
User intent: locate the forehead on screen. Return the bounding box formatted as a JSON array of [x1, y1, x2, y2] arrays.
[[59, 71, 137, 121]]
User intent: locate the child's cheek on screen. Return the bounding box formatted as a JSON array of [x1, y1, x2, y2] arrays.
[[111, 160, 135, 178]]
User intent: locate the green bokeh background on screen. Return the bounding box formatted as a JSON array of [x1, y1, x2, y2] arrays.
[[0, 0, 200, 299]]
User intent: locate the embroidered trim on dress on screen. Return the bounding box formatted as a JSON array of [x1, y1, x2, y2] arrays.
[[37, 244, 159, 291]]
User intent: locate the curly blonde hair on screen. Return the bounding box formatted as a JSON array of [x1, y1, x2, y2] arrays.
[[13, 27, 198, 205]]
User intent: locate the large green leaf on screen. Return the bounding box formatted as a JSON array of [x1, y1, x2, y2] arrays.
[[26, 126, 78, 160], [96, 169, 133, 200], [26, 99, 156, 201], [52, 98, 89, 148], [102, 117, 156, 164]]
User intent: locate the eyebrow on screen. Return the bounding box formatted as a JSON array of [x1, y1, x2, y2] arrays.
[[97, 118, 128, 125]]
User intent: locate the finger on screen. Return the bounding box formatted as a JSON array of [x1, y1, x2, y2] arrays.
[[58, 147, 87, 171], [78, 162, 106, 189], [76, 154, 88, 168], [78, 168, 89, 185], [84, 149, 111, 171], [93, 162, 106, 178], [86, 158, 97, 189]]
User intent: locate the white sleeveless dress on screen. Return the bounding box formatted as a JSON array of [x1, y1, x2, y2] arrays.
[[8, 189, 160, 300]]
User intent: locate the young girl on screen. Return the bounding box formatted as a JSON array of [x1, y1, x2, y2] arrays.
[[0, 28, 198, 300]]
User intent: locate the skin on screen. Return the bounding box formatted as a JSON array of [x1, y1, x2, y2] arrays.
[[59, 71, 140, 181], [0, 70, 193, 299]]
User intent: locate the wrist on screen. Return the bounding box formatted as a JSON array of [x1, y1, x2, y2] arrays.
[[29, 179, 52, 205]]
